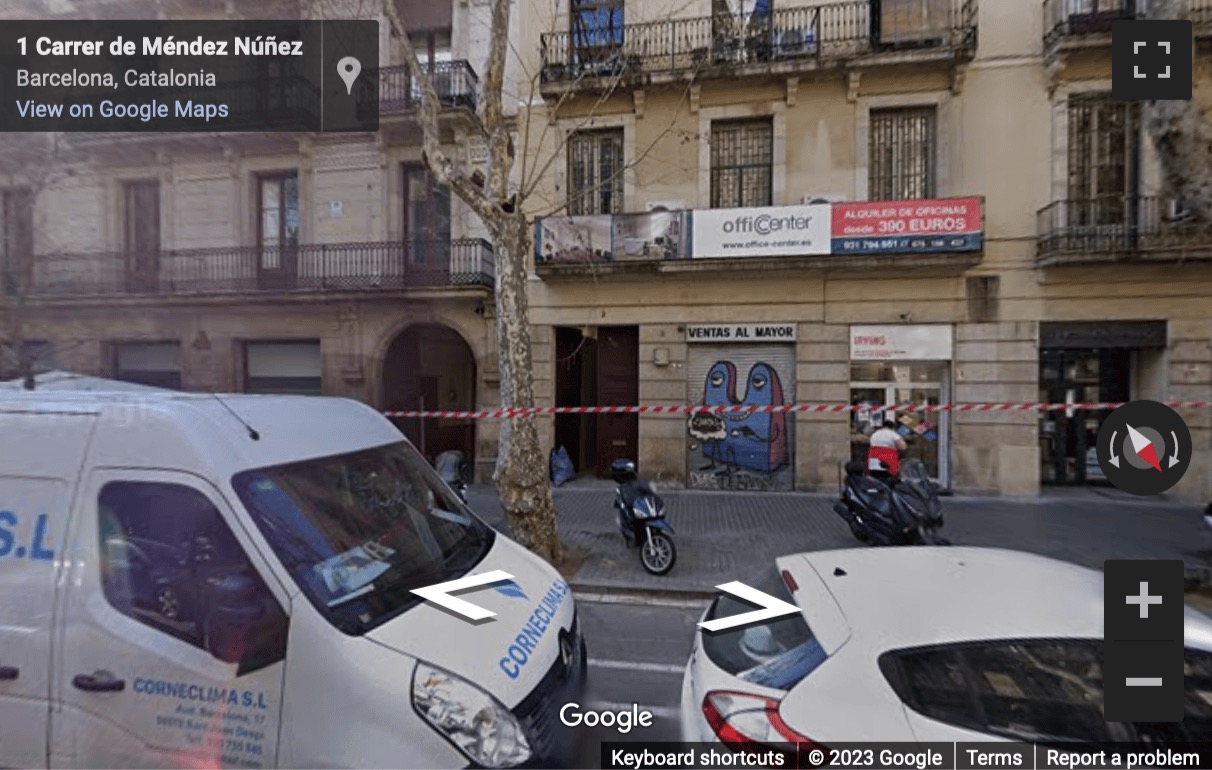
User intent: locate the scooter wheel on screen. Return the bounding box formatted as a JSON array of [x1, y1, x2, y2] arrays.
[[849, 522, 872, 544], [640, 531, 676, 575]]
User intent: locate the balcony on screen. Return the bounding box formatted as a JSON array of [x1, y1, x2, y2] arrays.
[[539, 0, 977, 95], [22, 239, 495, 302], [1044, 0, 1212, 54], [1036, 197, 1212, 266], [364, 60, 480, 116]]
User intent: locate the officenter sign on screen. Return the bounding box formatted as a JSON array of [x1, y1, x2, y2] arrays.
[[692, 204, 831, 258]]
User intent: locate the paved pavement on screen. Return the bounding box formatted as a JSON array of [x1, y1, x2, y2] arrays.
[[466, 481, 1212, 595]]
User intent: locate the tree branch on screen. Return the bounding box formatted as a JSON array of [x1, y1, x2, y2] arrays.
[[480, 0, 516, 203], [381, 0, 496, 222]]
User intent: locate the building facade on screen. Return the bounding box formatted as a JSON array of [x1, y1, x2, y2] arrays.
[[0, 0, 511, 482], [3, 0, 1212, 501], [518, 0, 1212, 501]]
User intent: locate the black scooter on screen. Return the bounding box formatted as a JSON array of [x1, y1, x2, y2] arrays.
[[832, 460, 949, 546], [434, 450, 470, 504], [610, 459, 677, 575]]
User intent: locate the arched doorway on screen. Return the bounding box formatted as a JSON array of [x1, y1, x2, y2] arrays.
[[382, 324, 477, 466]]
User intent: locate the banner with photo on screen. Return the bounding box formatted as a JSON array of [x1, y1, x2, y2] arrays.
[[534, 211, 690, 264]]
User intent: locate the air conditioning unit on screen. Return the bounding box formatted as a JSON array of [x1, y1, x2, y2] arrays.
[[646, 200, 687, 212], [801, 193, 847, 205], [1167, 197, 1193, 222]]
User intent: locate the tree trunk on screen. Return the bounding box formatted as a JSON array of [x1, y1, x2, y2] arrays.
[[489, 210, 562, 563]]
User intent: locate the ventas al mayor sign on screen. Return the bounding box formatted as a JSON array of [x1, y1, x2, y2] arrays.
[[686, 324, 797, 342]]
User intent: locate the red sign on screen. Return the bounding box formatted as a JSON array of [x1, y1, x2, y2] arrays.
[[830, 197, 983, 254]]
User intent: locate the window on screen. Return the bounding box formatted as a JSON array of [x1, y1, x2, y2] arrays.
[[710, 118, 773, 208], [232, 441, 493, 635], [1067, 93, 1139, 226], [882, 639, 1128, 742], [256, 172, 300, 269], [567, 129, 624, 216], [244, 341, 322, 395], [122, 180, 160, 292], [0, 188, 33, 296], [571, 0, 624, 66], [113, 342, 181, 390], [98, 481, 287, 672], [869, 106, 937, 200], [404, 165, 452, 264]]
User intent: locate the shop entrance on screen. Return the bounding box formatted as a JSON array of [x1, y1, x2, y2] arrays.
[[1038, 321, 1166, 486], [554, 325, 639, 479], [849, 363, 951, 487]]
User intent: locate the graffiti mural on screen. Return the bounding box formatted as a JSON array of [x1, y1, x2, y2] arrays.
[[686, 347, 796, 491]]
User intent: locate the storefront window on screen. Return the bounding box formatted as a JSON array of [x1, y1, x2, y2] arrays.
[[849, 362, 949, 483]]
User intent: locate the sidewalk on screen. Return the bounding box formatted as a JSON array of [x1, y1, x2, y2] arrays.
[[465, 484, 1212, 596]]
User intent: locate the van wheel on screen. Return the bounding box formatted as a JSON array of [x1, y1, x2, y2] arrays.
[[157, 587, 181, 620]]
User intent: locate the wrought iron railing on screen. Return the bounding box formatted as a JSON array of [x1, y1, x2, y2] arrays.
[[1036, 197, 1212, 262], [540, 0, 977, 84], [361, 60, 479, 114], [1043, 0, 1136, 47], [24, 239, 495, 299]]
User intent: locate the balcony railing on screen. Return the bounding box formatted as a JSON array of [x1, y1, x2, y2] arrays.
[[540, 0, 977, 85], [24, 239, 495, 299], [1036, 197, 1212, 265], [361, 60, 480, 115], [1045, 0, 1212, 48]]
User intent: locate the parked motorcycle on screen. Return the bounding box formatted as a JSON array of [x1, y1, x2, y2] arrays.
[[610, 459, 677, 575], [832, 460, 949, 546], [434, 450, 469, 504]]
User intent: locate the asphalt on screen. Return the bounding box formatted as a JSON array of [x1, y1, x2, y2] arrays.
[[466, 480, 1212, 595]]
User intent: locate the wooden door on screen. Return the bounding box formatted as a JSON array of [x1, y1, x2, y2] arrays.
[[595, 326, 638, 477]]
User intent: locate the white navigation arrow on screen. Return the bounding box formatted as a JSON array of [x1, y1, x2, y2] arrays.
[[698, 581, 800, 632], [1170, 431, 1182, 468], [412, 570, 514, 621], [1109, 430, 1120, 468]]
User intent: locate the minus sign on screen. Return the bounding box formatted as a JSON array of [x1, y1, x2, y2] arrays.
[[1126, 677, 1164, 686]]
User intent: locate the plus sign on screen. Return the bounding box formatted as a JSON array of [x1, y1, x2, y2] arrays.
[[1127, 581, 1163, 618]]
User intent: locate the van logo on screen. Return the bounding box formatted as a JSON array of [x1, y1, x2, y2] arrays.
[[491, 580, 528, 600]]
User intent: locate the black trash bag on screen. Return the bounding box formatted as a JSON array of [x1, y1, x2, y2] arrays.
[[550, 445, 575, 487]]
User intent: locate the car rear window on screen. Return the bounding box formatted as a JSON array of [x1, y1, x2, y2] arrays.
[[700, 566, 826, 691]]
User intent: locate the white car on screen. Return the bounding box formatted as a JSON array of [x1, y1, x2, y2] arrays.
[[681, 547, 1212, 746]]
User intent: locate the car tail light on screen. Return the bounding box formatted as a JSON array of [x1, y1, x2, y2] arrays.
[[702, 690, 819, 749], [782, 570, 798, 593]]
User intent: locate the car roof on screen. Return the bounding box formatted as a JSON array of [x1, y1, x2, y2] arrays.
[[788, 547, 1212, 652]]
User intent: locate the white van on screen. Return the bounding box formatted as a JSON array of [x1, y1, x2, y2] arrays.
[[0, 386, 585, 769]]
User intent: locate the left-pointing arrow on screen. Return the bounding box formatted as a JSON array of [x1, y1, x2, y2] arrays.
[[698, 581, 800, 632], [412, 570, 514, 621]]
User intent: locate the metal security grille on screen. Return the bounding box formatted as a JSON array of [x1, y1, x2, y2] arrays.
[[869, 107, 937, 200], [1067, 93, 1139, 226], [567, 129, 624, 216], [710, 119, 773, 208]]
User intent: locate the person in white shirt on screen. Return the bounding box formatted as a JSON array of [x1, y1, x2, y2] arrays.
[[867, 420, 908, 480]]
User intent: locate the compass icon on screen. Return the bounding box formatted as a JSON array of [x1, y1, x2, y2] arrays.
[[1097, 400, 1192, 495]]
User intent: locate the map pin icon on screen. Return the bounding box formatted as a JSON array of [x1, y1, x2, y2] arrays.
[[337, 56, 361, 95]]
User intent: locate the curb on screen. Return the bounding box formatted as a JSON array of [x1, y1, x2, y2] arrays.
[[570, 582, 716, 608]]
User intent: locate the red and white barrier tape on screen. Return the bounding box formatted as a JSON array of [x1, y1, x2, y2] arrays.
[[382, 401, 1212, 419]]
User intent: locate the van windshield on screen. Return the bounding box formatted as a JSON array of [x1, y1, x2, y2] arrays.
[[231, 441, 494, 635]]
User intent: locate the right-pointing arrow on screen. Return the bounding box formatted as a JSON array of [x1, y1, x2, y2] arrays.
[[698, 581, 800, 632]]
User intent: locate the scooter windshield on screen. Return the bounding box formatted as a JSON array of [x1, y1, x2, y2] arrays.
[[232, 440, 494, 635]]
